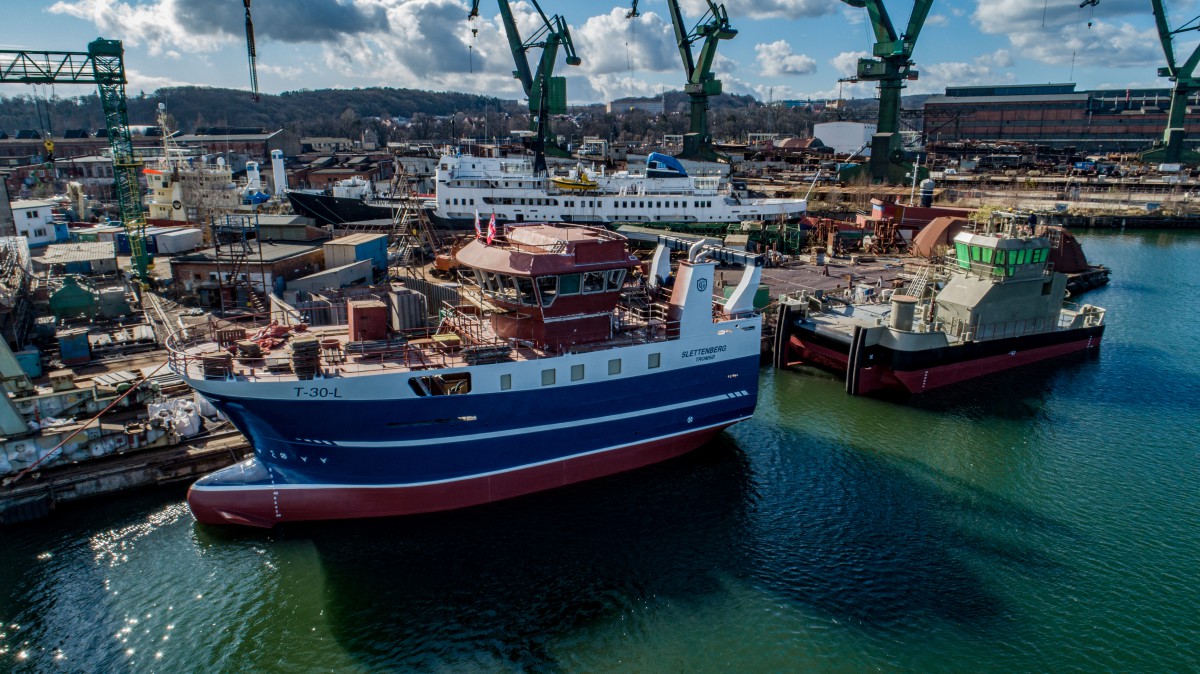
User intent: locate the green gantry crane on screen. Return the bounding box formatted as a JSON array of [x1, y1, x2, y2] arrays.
[[628, 0, 734, 161], [837, 0, 933, 185], [656, 0, 736, 162], [469, 0, 582, 175], [1141, 0, 1200, 165], [0, 38, 151, 282]]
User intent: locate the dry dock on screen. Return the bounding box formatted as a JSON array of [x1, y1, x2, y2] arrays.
[[0, 427, 250, 524]]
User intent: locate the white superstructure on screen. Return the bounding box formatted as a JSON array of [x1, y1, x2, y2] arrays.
[[433, 153, 806, 227]]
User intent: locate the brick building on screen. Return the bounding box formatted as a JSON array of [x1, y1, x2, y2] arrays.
[[171, 241, 325, 295], [922, 83, 1200, 152], [170, 128, 301, 162]]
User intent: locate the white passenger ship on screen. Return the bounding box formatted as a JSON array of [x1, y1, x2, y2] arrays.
[[432, 152, 806, 228]]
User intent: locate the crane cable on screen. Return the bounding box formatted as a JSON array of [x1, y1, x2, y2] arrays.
[[626, 9, 635, 74], [33, 83, 54, 163], [6, 359, 171, 487]]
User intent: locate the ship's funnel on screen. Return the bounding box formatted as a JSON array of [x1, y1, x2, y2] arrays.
[[889, 294, 918, 331], [245, 162, 261, 193], [271, 149, 287, 194]]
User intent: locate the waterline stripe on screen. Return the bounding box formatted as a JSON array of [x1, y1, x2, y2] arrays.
[[194, 416, 752, 492], [318, 390, 750, 449]]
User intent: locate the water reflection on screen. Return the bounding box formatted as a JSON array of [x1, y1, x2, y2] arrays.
[[298, 439, 754, 671]]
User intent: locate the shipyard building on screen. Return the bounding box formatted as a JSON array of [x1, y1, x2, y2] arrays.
[[922, 83, 1200, 153]]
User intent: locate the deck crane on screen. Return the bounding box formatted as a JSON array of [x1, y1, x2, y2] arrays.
[[468, 0, 582, 174], [1141, 0, 1200, 165], [0, 39, 152, 282], [243, 0, 261, 102], [653, 0, 736, 162], [836, 0, 933, 185]]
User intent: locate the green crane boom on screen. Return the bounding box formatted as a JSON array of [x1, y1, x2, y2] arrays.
[[469, 0, 582, 174], [661, 0, 736, 161], [837, 0, 933, 185], [0, 38, 151, 281], [1142, 0, 1200, 165]]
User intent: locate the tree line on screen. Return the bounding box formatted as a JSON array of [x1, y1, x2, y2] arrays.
[[0, 85, 902, 148]]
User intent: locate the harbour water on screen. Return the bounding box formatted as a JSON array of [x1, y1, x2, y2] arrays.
[[1, 230, 1197, 672]]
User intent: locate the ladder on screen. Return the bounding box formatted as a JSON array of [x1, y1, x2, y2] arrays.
[[905, 263, 931, 299]]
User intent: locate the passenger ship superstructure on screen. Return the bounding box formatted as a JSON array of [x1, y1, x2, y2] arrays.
[[435, 152, 807, 228], [170, 224, 765, 527]]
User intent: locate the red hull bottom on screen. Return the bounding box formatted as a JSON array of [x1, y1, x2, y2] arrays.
[[188, 423, 734, 528], [787, 334, 1101, 395], [879, 335, 1100, 394]]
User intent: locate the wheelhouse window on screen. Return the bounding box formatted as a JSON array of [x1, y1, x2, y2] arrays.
[[536, 276, 559, 306], [583, 271, 607, 294], [606, 269, 626, 291], [559, 273, 581, 295], [514, 276, 536, 305]]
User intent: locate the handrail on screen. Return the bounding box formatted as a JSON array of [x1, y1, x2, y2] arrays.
[[164, 301, 694, 383]]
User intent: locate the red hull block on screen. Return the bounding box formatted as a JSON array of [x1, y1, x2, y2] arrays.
[[188, 425, 730, 528], [786, 331, 1102, 396], [885, 336, 1101, 395]]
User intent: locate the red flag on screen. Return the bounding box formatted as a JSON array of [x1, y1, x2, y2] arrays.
[[474, 209, 481, 238], [487, 212, 497, 245]]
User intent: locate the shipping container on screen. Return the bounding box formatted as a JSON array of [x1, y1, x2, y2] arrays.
[[324, 233, 388, 272], [57, 328, 91, 366], [155, 228, 203, 254]]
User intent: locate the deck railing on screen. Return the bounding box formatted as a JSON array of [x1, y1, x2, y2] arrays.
[[166, 298, 689, 383]]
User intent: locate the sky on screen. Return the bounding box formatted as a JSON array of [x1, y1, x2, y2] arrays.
[[4, 0, 1197, 106]]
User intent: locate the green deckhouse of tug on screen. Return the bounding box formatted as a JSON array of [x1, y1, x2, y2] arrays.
[[939, 231, 1066, 343]]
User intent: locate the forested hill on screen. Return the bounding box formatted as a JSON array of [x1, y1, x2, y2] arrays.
[[0, 86, 511, 135]]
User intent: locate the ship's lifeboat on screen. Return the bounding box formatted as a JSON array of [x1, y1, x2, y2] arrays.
[[550, 172, 597, 191]]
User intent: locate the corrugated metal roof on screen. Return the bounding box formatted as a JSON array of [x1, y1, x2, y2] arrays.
[[327, 233, 387, 247], [923, 93, 1090, 105], [37, 241, 116, 264], [177, 241, 323, 263], [10, 199, 56, 210]]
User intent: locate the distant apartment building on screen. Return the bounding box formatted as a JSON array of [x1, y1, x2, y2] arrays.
[[607, 98, 665, 115], [922, 83, 1200, 152]]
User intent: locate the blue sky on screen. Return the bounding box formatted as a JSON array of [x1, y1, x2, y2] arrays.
[[4, 0, 1193, 104]]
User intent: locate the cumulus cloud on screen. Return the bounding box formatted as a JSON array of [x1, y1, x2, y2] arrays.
[[830, 50, 869, 78], [975, 49, 1012, 69], [926, 14, 949, 27], [49, 0, 230, 56], [126, 68, 202, 91], [912, 61, 1016, 95], [755, 40, 817, 77], [1007, 21, 1161, 69], [581, 73, 667, 103], [573, 7, 676, 76], [680, 0, 836, 20], [973, 0, 1145, 34], [970, 0, 1159, 69], [49, 0, 389, 54]]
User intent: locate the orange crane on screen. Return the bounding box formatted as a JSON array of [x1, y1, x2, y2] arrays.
[[243, 0, 260, 102]]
